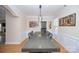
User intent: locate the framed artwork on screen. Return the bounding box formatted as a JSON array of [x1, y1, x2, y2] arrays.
[[59, 13, 76, 26], [48, 21, 52, 29], [29, 21, 38, 28]]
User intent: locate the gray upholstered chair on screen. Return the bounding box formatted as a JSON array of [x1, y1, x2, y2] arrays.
[[49, 33, 53, 38], [28, 31, 33, 39]]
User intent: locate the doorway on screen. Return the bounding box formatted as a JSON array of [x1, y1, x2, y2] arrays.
[[41, 21, 47, 35]]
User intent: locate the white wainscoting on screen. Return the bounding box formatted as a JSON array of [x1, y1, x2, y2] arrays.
[[54, 33, 79, 53]]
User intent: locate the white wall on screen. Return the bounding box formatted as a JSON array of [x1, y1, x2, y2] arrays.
[[57, 5, 79, 38], [25, 16, 53, 32], [21, 16, 55, 39], [21, 17, 30, 39], [55, 5, 79, 52], [6, 11, 24, 44]]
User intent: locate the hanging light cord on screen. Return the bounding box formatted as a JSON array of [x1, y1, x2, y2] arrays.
[[39, 5, 42, 21]]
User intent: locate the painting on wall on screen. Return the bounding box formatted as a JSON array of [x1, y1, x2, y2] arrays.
[[29, 21, 39, 28], [59, 13, 76, 26], [48, 21, 52, 29]]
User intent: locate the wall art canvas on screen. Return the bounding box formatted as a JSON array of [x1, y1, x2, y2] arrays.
[[29, 21, 38, 28], [48, 21, 52, 29], [59, 13, 76, 26]]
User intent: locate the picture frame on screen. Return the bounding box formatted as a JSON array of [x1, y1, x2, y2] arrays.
[[48, 21, 52, 29], [59, 13, 76, 26], [29, 21, 39, 28]]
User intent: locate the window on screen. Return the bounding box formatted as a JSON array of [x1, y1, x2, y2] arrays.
[[53, 18, 59, 35], [54, 18, 59, 27]]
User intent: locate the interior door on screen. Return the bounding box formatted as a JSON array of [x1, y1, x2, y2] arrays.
[[41, 21, 47, 35], [41, 21, 46, 28]]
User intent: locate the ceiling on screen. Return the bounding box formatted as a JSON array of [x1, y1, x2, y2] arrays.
[[8, 5, 65, 17]]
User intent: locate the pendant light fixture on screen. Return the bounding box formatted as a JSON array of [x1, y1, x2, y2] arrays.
[[38, 5, 42, 22]]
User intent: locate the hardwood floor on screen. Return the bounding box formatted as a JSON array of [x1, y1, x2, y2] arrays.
[[0, 39, 28, 53]]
